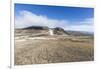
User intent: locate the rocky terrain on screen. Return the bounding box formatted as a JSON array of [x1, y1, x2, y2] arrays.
[[15, 26, 94, 65]]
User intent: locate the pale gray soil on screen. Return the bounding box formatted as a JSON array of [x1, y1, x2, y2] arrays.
[[15, 30, 94, 65]]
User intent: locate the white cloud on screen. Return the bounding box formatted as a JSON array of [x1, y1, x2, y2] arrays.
[[66, 25, 94, 32], [65, 18, 94, 32], [15, 10, 68, 28], [15, 10, 94, 32]]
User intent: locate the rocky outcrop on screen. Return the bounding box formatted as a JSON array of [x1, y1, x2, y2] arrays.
[[53, 27, 68, 35]]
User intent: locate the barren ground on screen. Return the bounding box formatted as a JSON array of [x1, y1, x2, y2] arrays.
[[15, 30, 94, 65]]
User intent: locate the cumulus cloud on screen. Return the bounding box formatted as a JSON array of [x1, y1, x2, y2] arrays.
[[15, 10, 94, 32], [15, 10, 68, 28]]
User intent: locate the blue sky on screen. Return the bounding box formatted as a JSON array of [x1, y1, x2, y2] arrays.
[[15, 3, 94, 32]]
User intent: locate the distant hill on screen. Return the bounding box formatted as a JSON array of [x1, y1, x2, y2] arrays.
[[16, 26, 93, 36], [23, 26, 49, 30], [53, 27, 69, 35], [65, 30, 93, 36]]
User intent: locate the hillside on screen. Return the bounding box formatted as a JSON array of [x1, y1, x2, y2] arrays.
[[15, 26, 94, 65], [15, 26, 93, 37]]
